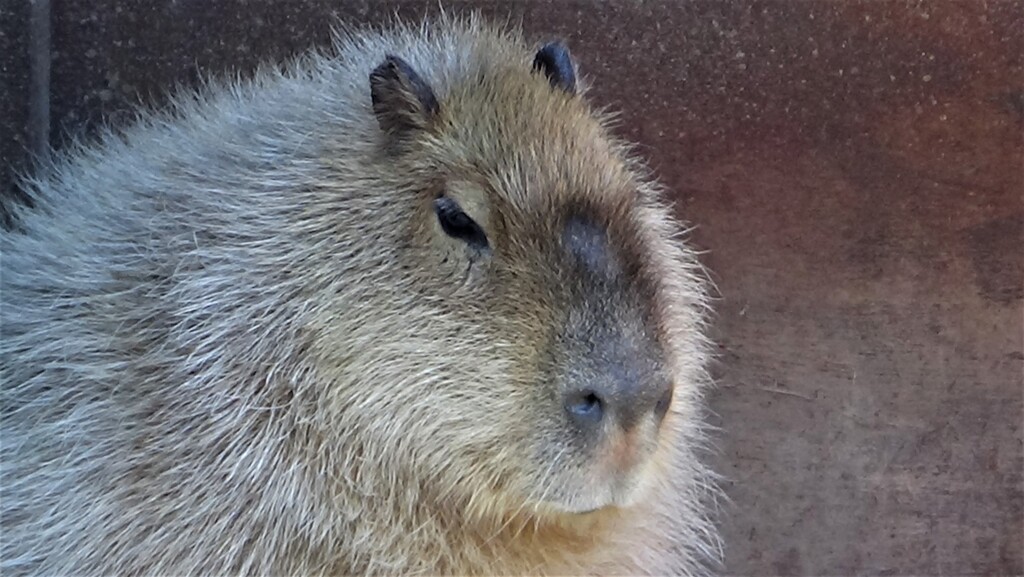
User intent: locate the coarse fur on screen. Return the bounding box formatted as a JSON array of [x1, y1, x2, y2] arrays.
[[1, 12, 720, 577]]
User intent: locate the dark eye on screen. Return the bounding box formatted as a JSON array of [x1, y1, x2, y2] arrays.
[[433, 197, 489, 252]]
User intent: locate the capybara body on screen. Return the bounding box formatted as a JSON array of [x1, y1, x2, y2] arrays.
[[0, 14, 718, 576]]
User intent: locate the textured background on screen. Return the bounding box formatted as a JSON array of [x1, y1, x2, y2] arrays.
[[2, 1, 1021, 574]]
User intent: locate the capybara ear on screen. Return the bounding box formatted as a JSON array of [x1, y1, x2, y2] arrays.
[[369, 55, 440, 137], [532, 40, 577, 95]]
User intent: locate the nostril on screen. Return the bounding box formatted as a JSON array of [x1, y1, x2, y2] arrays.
[[564, 389, 604, 425], [654, 386, 673, 422]]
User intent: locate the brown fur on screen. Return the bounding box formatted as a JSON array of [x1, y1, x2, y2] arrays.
[[1, 13, 719, 576]]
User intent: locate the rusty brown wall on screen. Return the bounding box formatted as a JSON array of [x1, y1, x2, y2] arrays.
[[2, 1, 1021, 574]]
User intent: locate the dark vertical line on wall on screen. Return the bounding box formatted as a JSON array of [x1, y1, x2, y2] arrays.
[[28, 0, 51, 161]]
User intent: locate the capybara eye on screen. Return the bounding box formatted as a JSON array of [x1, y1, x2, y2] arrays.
[[433, 196, 489, 252]]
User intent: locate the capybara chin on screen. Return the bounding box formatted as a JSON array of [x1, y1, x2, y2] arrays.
[[0, 12, 719, 577]]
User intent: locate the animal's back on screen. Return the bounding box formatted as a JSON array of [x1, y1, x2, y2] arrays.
[[1, 13, 719, 576]]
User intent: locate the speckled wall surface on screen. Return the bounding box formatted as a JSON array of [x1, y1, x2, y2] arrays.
[[2, 1, 1021, 574]]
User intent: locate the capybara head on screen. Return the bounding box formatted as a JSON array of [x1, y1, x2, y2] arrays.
[[307, 31, 709, 524]]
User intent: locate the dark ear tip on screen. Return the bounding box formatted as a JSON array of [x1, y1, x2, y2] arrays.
[[538, 40, 570, 56], [369, 56, 396, 97], [533, 40, 577, 94], [368, 53, 440, 136], [370, 55, 402, 84]]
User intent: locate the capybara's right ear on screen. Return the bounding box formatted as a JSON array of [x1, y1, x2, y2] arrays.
[[369, 55, 439, 138], [532, 41, 577, 95]]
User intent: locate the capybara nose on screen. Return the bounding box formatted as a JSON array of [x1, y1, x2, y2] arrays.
[[564, 378, 673, 432], [564, 387, 606, 429]]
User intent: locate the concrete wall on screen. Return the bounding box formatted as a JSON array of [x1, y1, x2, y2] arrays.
[[2, 1, 1021, 574]]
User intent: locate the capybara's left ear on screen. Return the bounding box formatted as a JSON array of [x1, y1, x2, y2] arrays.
[[369, 54, 440, 137]]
